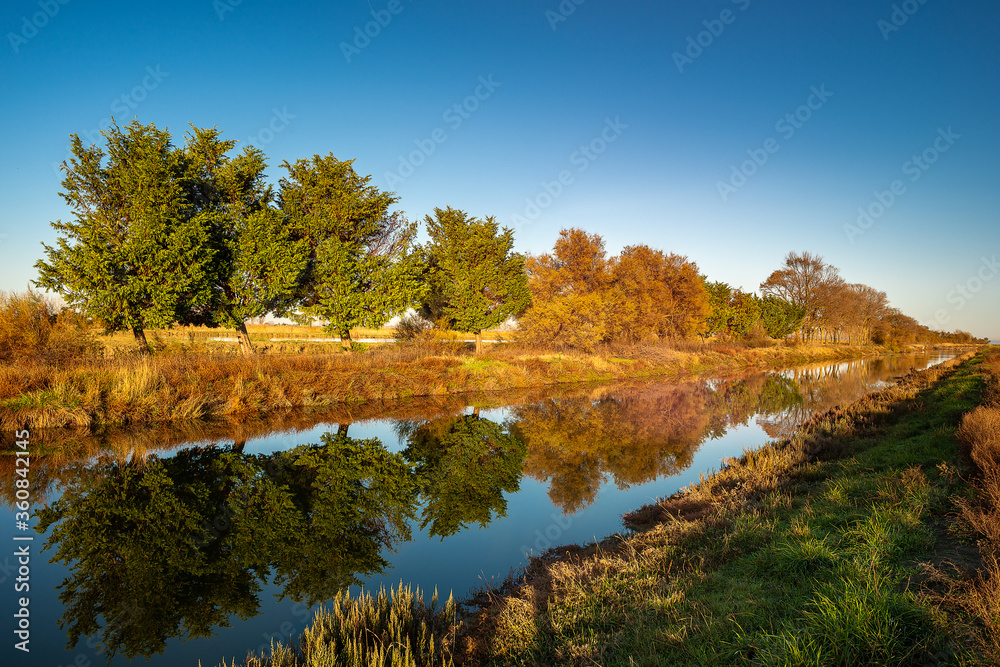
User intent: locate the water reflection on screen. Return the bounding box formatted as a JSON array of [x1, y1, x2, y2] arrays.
[[400, 413, 527, 538], [512, 375, 804, 513], [34, 417, 530, 660], [4, 352, 958, 662]]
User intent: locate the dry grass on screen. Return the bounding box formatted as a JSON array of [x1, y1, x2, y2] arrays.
[[947, 350, 1000, 656], [0, 322, 971, 433], [0, 291, 98, 363]]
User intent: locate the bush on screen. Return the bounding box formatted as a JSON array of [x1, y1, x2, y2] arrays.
[[393, 312, 434, 342], [0, 291, 53, 359], [0, 291, 97, 361]]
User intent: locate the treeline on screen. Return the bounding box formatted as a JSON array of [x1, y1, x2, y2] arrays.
[[756, 250, 985, 346], [514, 231, 983, 350], [36, 120, 986, 355]]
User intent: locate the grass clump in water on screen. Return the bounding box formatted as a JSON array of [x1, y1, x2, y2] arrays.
[[221, 584, 457, 667]]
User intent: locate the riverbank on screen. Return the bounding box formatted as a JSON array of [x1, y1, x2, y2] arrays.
[[0, 340, 966, 432], [220, 347, 998, 666]]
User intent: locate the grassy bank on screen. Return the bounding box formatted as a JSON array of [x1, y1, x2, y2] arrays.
[[0, 338, 936, 432], [219, 348, 998, 666]]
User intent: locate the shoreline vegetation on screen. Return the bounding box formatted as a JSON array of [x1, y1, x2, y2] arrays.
[[217, 347, 999, 667], [0, 317, 974, 432]]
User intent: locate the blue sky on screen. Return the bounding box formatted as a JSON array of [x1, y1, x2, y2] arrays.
[[2, 0, 998, 340]]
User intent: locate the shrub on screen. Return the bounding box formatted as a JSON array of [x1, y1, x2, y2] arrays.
[[394, 312, 434, 342], [0, 291, 98, 362]]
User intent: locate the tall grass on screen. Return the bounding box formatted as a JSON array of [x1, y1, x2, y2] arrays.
[[950, 350, 1000, 655], [218, 584, 456, 667], [0, 312, 963, 432]]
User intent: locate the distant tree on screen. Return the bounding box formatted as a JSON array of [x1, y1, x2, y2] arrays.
[[280, 154, 424, 349], [656, 253, 711, 339], [607, 245, 678, 342], [34, 121, 215, 353], [606, 245, 710, 342], [181, 127, 309, 355], [729, 290, 762, 339], [422, 207, 530, 354], [760, 251, 841, 341], [758, 295, 806, 339], [703, 281, 734, 338], [846, 283, 889, 345]]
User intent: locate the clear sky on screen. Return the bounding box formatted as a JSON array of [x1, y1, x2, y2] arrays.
[[2, 0, 998, 341]]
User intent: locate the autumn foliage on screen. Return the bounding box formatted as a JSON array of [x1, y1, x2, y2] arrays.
[[519, 228, 710, 350]]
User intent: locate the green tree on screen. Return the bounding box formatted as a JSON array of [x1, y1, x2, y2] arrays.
[[280, 154, 423, 349], [703, 280, 734, 338], [729, 290, 762, 339], [759, 295, 807, 339], [181, 127, 309, 355], [423, 207, 530, 353], [34, 121, 215, 352]]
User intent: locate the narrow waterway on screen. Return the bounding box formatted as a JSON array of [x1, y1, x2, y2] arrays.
[[0, 351, 960, 666]]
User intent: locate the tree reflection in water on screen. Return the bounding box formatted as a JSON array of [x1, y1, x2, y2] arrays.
[[511, 376, 803, 514], [37, 433, 420, 660], [401, 413, 527, 539]]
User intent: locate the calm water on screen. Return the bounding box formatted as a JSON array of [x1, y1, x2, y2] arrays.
[[0, 351, 960, 666]]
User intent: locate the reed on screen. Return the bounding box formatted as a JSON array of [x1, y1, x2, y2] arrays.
[[218, 584, 457, 667]]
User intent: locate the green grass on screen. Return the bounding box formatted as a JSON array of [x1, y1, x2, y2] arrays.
[[464, 352, 989, 666]]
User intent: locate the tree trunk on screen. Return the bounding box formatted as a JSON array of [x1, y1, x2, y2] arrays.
[[337, 423, 350, 437], [237, 321, 255, 356], [233, 439, 247, 454], [132, 326, 150, 355], [340, 329, 353, 351], [475, 331, 483, 355]]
